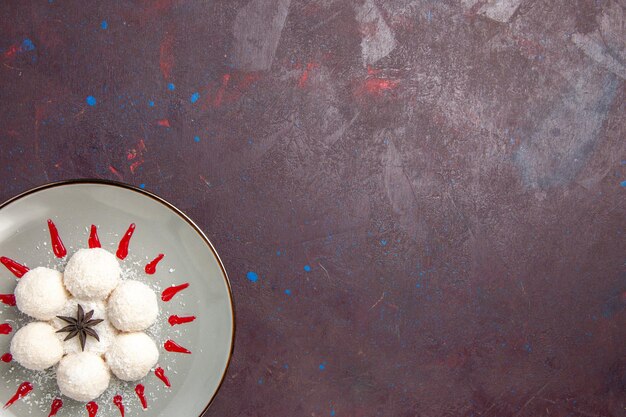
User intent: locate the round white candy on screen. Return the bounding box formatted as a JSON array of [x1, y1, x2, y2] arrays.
[[57, 352, 111, 402], [107, 280, 158, 332], [15, 267, 68, 320], [105, 332, 159, 381], [63, 248, 121, 300], [49, 299, 118, 356], [10, 322, 64, 371]]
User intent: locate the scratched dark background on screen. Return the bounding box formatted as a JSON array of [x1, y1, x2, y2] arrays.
[[1, 0, 625, 416]]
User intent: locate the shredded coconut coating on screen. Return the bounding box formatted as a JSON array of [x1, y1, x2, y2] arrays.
[[63, 248, 121, 300], [107, 280, 158, 332], [56, 352, 111, 402], [10, 322, 64, 371], [105, 332, 159, 381], [15, 267, 69, 320]]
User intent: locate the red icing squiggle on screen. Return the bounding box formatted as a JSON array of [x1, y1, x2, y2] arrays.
[[116, 223, 135, 260], [164, 339, 191, 354], [1, 353, 12, 362], [135, 384, 147, 409], [47, 219, 67, 258], [0, 323, 12, 334], [161, 283, 189, 302], [86, 401, 98, 417], [0, 257, 29, 278], [155, 367, 171, 387], [168, 315, 196, 326], [145, 254, 164, 275], [48, 398, 63, 417], [113, 395, 124, 417], [0, 294, 16, 306], [4, 382, 33, 409], [89, 225, 101, 248]]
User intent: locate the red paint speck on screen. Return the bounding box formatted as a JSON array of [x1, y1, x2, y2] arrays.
[[0, 257, 29, 278], [48, 398, 63, 417], [0, 294, 16, 306], [155, 367, 171, 387], [113, 395, 124, 417], [298, 62, 318, 88], [86, 401, 98, 417], [164, 339, 191, 354], [109, 165, 124, 181], [89, 225, 101, 248], [145, 254, 164, 275], [0, 323, 13, 335], [362, 78, 399, 95], [168, 315, 196, 326], [135, 384, 147, 409], [116, 223, 135, 260], [214, 74, 231, 107], [1, 353, 12, 363], [129, 159, 144, 174], [47, 219, 67, 258], [157, 119, 171, 127], [161, 283, 189, 302], [4, 382, 33, 409], [160, 33, 174, 79], [3, 44, 20, 59]]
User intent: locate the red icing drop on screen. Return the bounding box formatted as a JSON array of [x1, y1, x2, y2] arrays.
[[145, 254, 164, 275], [168, 315, 196, 326], [135, 384, 147, 409], [1, 353, 12, 363], [164, 339, 191, 354], [0, 257, 29, 278], [4, 382, 33, 409], [47, 219, 67, 258], [0, 323, 12, 334], [113, 395, 124, 417], [155, 367, 171, 387], [161, 283, 189, 302], [48, 398, 63, 417], [0, 294, 16, 306], [86, 401, 98, 417], [88, 225, 101, 248], [116, 223, 135, 260]]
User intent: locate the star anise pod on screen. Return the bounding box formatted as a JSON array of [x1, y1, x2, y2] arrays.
[[56, 304, 104, 351]]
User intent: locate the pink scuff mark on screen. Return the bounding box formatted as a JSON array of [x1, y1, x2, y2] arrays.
[[298, 62, 318, 88], [159, 33, 174, 79], [109, 166, 124, 181], [157, 119, 171, 127], [213, 74, 231, 107]]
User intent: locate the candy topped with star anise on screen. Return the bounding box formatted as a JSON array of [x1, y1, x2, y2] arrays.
[[56, 304, 104, 351]]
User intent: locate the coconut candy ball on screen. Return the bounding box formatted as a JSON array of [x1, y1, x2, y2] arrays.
[[56, 352, 111, 402], [10, 322, 64, 371], [105, 332, 159, 381], [107, 280, 158, 332], [15, 267, 69, 320], [63, 248, 121, 300]]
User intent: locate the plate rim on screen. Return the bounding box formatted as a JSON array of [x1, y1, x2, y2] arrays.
[[0, 179, 236, 417]]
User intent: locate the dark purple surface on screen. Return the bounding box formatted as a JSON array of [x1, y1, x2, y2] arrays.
[[1, 1, 625, 416]]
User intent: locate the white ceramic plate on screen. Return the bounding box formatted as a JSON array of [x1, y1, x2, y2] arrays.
[[0, 180, 234, 417]]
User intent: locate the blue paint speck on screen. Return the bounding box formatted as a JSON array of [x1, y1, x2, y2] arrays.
[[331, 409, 336, 416], [425, 10, 433, 22], [86, 96, 97, 106], [380, 239, 387, 246], [304, 265, 311, 272], [22, 39, 35, 51], [415, 283, 421, 288], [246, 271, 259, 282], [283, 363, 289, 369], [523, 343, 532, 353], [167, 83, 175, 91], [276, 250, 281, 256], [194, 136, 200, 143], [620, 180, 626, 187], [190, 92, 200, 103], [284, 289, 291, 295], [148, 100, 155, 107], [257, 378, 263, 385], [139, 183, 146, 189], [319, 362, 326, 370], [101, 20, 108, 30]]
